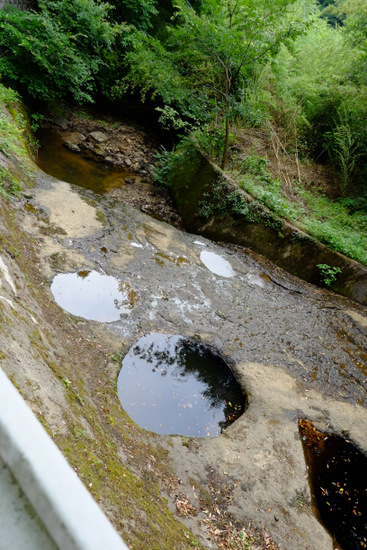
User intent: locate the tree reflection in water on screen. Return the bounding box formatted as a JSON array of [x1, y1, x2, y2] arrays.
[[118, 333, 246, 437]]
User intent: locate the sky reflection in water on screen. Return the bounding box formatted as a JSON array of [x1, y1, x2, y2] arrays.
[[117, 333, 245, 437], [51, 270, 135, 322], [200, 251, 235, 277]]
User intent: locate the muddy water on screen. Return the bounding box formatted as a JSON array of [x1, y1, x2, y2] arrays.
[[299, 419, 367, 550], [37, 129, 129, 194]]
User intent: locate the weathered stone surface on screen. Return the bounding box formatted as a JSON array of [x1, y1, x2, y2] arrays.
[[89, 131, 108, 143], [54, 118, 70, 130], [12, 164, 365, 550], [5, 109, 367, 550], [63, 141, 80, 152]]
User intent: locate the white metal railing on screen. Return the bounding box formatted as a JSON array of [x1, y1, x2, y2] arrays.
[[0, 368, 130, 550]]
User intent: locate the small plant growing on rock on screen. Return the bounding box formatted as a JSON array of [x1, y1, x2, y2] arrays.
[[317, 263, 342, 287]]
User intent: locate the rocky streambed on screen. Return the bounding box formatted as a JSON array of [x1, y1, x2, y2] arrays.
[[0, 112, 367, 550]]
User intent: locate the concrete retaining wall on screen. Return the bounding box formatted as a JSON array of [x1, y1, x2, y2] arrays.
[[170, 147, 367, 306]]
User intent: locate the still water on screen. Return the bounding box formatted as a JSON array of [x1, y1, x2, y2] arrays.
[[50, 270, 139, 322], [37, 128, 128, 194], [200, 251, 235, 277], [299, 418, 367, 550], [117, 333, 245, 437]]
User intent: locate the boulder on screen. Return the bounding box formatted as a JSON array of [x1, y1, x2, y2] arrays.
[[89, 131, 108, 144]]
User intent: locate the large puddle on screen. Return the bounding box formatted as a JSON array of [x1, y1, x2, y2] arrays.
[[117, 333, 245, 437], [50, 270, 139, 322], [299, 419, 367, 549], [37, 128, 129, 194]]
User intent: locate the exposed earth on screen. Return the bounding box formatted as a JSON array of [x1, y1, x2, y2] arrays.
[[1, 109, 367, 550]]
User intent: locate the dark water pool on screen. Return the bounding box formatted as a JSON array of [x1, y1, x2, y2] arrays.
[[117, 333, 246, 437], [299, 418, 367, 550], [37, 128, 129, 194]]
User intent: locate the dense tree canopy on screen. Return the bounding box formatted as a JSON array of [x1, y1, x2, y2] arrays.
[[0, 0, 117, 101], [0, 0, 366, 190]]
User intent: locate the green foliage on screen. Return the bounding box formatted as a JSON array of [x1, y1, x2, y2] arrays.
[[240, 154, 268, 177], [266, 19, 353, 128], [232, 152, 367, 264], [0, 0, 116, 102], [107, 0, 157, 30], [120, 0, 309, 168], [0, 167, 21, 198], [194, 126, 234, 165], [172, 0, 308, 167], [0, 84, 20, 106], [317, 263, 342, 287], [254, 12, 367, 184], [239, 154, 302, 221], [110, 351, 122, 362], [323, 104, 362, 196], [334, 0, 367, 83], [152, 138, 199, 188], [198, 179, 241, 219], [151, 148, 176, 188], [0, 83, 26, 158], [30, 112, 44, 133]]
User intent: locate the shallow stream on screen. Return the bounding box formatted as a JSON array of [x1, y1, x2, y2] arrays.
[[37, 128, 129, 194]]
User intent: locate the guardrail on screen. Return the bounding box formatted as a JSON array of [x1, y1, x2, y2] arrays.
[[0, 367, 130, 550]]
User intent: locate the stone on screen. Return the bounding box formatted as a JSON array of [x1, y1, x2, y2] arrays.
[[104, 156, 115, 164], [54, 119, 69, 130], [89, 131, 108, 144], [63, 142, 80, 153], [124, 178, 135, 185], [61, 132, 86, 147], [92, 145, 105, 157], [125, 158, 132, 167], [72, 132, 86, 143]]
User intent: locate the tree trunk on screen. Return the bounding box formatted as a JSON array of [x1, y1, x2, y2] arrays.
[[221, 116, 230, 170]]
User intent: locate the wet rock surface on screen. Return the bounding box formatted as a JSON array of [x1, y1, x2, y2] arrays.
[[15, 161, 366, 549], [1, 113, 367, 550], [40, 113, 183, 228]]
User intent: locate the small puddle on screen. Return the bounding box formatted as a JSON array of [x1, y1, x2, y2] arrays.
[[37, 128, 130, 194], [117, 333, 246, 437], [299, 418, 367, 549], [50, 270, 139, 322], [200, 251, 235, 278]]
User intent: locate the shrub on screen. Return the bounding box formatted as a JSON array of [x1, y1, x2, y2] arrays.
[[0, 1, 116, 102]]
